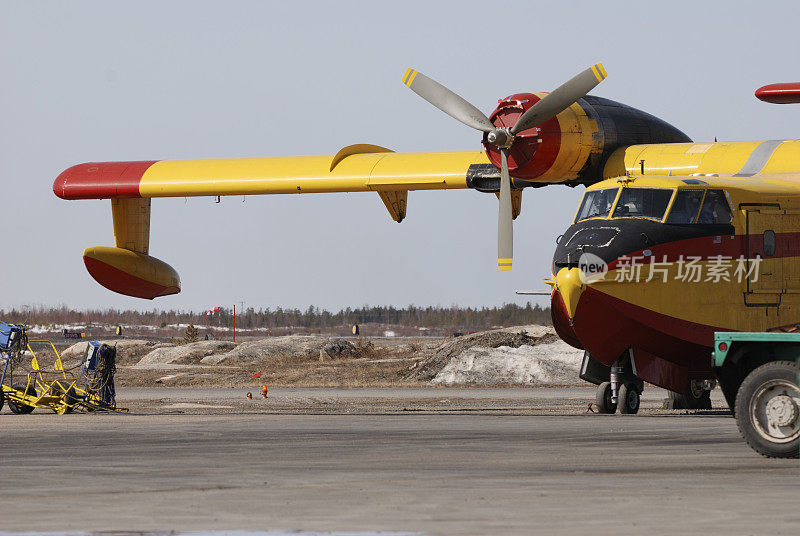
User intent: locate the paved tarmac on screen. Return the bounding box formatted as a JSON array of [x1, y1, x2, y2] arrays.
[[1, 388, 798, 535], [112, 385, 730, 415]]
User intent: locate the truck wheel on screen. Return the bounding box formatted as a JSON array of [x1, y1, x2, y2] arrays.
[[8, 383, 37, 414], [619, 383, 640, 414], [735, 361, 799, 458], [596, 381, 617, 414], [667, 380, 712, 410]]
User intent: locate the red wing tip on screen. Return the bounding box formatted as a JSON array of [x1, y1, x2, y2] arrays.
[[54, 161, 157, 199]]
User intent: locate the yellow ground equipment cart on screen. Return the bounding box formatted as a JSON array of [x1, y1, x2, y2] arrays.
[[1, 322, 127, 414]]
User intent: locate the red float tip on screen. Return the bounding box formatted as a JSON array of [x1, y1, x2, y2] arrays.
[[755, 83, 800, 104]]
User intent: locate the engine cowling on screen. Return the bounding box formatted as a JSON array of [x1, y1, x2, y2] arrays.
[[482, 94, 691, 184], [482, 93, 563, 179]]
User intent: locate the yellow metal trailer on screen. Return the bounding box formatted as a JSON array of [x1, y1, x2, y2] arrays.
[[1, 322, 127, 414]]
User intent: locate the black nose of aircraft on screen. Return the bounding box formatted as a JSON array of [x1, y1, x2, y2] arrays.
[[549, 208, 736, 375]]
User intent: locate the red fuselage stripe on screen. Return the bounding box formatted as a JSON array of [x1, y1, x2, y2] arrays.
[[551, 286, 717, 391], [603, 232, 800, 270]]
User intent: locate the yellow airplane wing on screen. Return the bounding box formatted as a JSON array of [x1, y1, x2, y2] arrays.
[[54, 146, 492, 200], [53, 147, 503, 299]]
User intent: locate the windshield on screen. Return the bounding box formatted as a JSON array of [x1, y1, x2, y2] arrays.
[[612, 188, 673, 221], [697, 190, 733, 224], [665, 190, 705, 223], [575, 188, 619, 222]]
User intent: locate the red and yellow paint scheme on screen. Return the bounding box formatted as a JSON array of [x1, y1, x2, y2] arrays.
[[551, 144, 800, 396], [54, 77, 690, 298], [53, 65, 800, 403]]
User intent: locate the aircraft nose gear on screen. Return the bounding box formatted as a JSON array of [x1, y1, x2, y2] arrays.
[[595, 358, 643, 414], [619, 383, 641, 414]]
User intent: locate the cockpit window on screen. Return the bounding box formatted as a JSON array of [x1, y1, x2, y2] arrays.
[[575, 188, 619, 222], [666, 190, 705, 223], [611, 188, 673, 221], [697, 189, 733, 224]]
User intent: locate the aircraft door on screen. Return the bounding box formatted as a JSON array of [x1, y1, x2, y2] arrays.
[[745, 209, 783, 305], [780, 212, 800, 293]]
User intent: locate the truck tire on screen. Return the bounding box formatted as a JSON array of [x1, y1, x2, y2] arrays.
[[619, 383, 640, 414], [735, 361, 799, 458], [8, 383, 37, 414], [596, 382, 617, 414], [667, 380, 712, 410]]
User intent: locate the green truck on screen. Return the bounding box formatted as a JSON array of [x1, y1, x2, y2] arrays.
[[713, 332, 800, 458]]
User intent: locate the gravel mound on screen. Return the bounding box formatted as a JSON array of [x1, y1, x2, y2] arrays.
[[322, 338, 358, 359], [198, 335, 343, 365], [106, 336, 364, 368], [60, 339, 171, 366], [136, 340, 237, 366]]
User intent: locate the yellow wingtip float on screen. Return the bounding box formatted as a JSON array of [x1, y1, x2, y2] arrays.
[[83, 246, 180, 300]]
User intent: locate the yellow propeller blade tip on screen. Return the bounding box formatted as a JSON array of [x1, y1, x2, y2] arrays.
[[402, 68, 418, 87], [592, 63, 607, 82]]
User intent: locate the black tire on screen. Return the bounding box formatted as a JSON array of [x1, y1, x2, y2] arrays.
[[619, 383, 641, 414], [735, 361, 799, 458], [0, 387, 4, 412], [53, 380, 80, 414], [8, 382, 36, 414], [596, 381, 617, 414], [667, 381, 712, 410]]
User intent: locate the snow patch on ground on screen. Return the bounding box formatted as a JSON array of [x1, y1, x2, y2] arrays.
[[431, 340, 584, 386]]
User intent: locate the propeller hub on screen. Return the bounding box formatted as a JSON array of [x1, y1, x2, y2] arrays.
[[487, 128, 514, 149]]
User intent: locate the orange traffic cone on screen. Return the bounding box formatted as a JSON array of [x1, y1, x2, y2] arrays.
[[261, 384, 269, 398]]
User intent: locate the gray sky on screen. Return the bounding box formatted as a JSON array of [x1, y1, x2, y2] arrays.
[[2, 1, 799, 313]]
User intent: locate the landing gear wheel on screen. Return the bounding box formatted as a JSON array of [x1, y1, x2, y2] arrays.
[[735, 361, 799, 458], [8, 383, 36, 414], [619, 383, 641, 414], [596, 381, 617, 414]]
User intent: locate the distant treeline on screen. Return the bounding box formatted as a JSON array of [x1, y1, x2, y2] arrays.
[[3, 303, 551, 330]]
